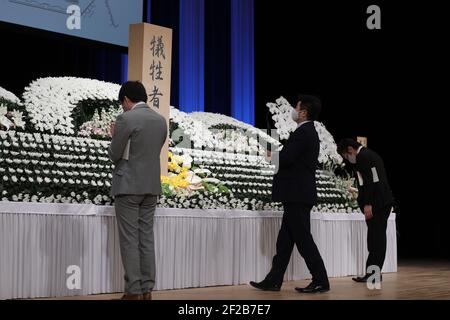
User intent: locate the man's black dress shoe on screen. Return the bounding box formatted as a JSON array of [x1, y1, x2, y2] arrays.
[[249, 280, 281, 291], [295, 282, 330, 294]]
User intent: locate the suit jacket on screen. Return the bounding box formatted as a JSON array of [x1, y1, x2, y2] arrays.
[[272, 121, 319, 205], [354, 147, 393, 211], [108, 104, 167, 196]]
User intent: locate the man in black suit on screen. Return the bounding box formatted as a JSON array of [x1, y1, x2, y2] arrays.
[[250, 95, 330, 294], [337, 139, 394, 283]]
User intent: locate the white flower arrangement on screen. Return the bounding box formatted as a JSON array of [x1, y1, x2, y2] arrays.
[[266, 96, 343, 166], [170, 147, 356, 211], [78, 106, 122, 138], [0, 104, 13, 130], [0, 104, 25, 131], [1, 130, 114, 205], [190, 111, 281, 152], [0, 86, 21, 105], [22, 77, 121, 135], [0, 88, 26, 131], [170, 107, 281, 154], [314, 121, 344, 167], [170, 106, 217, 150], [1, 77, 357, 212], [266, 96, 298, 140]]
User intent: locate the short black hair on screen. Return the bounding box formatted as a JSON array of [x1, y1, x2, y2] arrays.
[[337, 138, 362, 155], [118, 81, 148, 103], [298, 94, 321, 121]]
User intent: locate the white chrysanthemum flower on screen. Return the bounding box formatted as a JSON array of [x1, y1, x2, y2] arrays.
[[0, 87, 21, 104]]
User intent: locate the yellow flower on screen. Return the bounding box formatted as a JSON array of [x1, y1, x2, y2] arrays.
[[161, 176, 169, 184], [178, 180, 189, 188], [179, 171, 188, 179], [164, 154, 199, 190], [168, 161, 179, 172]]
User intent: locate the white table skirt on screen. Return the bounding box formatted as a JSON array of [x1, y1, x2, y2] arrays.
[[0, 202, 397, 299]]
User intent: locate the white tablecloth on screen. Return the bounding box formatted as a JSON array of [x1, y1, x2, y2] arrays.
[[0, 202, 397, 299]]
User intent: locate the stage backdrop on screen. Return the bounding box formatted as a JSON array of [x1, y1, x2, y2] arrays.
[[0, 0, 143, 47]]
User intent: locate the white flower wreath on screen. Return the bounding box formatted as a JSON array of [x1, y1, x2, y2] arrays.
[[22, 77, 121, 135]]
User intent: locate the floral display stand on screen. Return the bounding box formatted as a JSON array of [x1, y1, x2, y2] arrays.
[[0, 79, 397, 299]]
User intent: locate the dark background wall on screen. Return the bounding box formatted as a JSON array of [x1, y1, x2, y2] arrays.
[[255, 1, 448, 260]]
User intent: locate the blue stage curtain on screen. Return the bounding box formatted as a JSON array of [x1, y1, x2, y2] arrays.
[[231, 0, 255, 125], [146, 0, 152, 23], [120, 54, 128, 84], [179, 0, 205, 112]]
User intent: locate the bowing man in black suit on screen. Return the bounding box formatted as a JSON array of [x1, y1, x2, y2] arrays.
[[337, 139, 394, 283], [250, 95, 330, 294]]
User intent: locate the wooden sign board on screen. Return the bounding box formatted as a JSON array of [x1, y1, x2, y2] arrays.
[[128, 23, 172, 176]]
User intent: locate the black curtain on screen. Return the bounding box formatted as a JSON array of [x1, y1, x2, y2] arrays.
[[150, 0, 180, 108], [255, 1, 449, 260], [205, 0, 231, 115], [0, 22, 125, 97]]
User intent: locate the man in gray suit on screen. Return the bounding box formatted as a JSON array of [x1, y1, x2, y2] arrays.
[[109, 81, 167, 300]]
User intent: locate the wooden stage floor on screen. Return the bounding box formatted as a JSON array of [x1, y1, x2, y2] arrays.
[[35, 261, 450, 300]]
